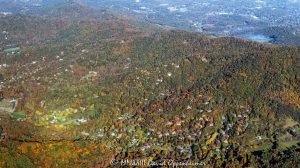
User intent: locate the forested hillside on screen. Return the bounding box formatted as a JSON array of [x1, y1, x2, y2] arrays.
[[0, 3, 299, 167]]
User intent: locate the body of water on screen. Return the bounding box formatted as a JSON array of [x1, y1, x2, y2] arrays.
[[244, 34, 273, 43]]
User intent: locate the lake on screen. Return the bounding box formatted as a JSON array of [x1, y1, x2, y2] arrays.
[[244, 34, 273, 43]]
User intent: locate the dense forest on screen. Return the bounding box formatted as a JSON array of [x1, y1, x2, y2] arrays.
[[0, 2, 299, 167]]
